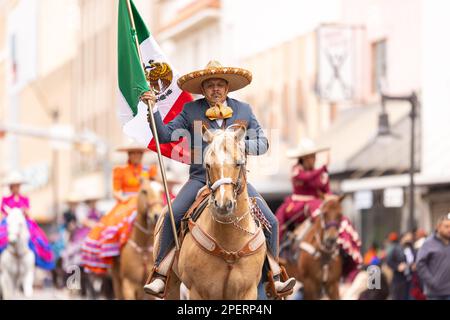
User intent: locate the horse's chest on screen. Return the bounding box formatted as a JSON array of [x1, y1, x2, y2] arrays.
[[1, 251, 32, 276], [179, 235, 264, 299]]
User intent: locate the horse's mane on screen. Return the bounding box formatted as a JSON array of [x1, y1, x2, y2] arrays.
[[203, 128, 245, 167]]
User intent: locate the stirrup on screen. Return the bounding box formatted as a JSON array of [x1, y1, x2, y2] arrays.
[[265, 266, 294, 300], [144, 266, 170, 299]]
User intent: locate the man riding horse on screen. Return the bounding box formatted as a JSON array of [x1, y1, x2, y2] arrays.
[[143, 60, 296, 297]]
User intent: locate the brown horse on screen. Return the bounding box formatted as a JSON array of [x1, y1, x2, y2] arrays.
[[112, 179, 163, 299], [154, 126, 267, 299], [287, 195, 345, 300]]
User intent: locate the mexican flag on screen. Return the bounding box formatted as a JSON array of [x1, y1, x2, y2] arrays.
[[117, 0, 192, 164]]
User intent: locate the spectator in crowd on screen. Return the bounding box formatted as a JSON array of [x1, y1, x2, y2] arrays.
[[364, 241, 380, 266], [387, 231, 416, 300], [416, 213, 450, 300], [414, 228, 427, 250]]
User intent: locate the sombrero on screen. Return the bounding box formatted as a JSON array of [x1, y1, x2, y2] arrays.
[[83, 192, 104, 202], [116, 140, 149, 152], [65, 191, 82, 203], [177, 60, 252, 95], [287, 139, 330, 159], [2, 171, 26, 185]]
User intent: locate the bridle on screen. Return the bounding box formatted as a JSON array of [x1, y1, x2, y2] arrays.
[[205, 160, 246, 199], [135, 190, 162, 236], [316, 210, 341, 256], [204, 145, 253, 233], [206, 158, 249, 213]]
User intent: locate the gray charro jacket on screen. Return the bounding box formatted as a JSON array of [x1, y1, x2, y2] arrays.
[[152, 97, 269, 183], [416, 233, 450, 297]]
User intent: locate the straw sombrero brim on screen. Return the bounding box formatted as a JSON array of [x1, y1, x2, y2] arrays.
[[116, 145, 149, 152], [2, 179, 25, 186], [66, 194, 82, 203], [83, 195, 103, 201], [287, 146, 330, 159], [177, 67, 252, 95], [2, 172, 26, 185]]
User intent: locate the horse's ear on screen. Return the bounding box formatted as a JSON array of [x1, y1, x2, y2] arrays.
[[338, 194, 346, 203], [233, 124, 246, 142], [202, 125, 214, 144]]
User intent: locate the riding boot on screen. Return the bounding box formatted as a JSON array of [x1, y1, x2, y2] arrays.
[[265, 251, 296, 299], [143, 247, 176, 298]]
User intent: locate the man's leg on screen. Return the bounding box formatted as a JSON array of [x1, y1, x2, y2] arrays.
[[247, 183, 296, 295], [144, 179, 205, 295]]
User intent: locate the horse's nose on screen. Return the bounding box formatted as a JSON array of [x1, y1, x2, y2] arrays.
[[213, 199, 235, 214], [325, 237, 337, 247], [225, 200, 234, 211]]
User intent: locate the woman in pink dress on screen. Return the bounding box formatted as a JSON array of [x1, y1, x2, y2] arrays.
[[0, 171, 55, 270]]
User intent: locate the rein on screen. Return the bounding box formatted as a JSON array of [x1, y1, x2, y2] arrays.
[[134, 198, 162, 235], [298, 211, 341, 285]]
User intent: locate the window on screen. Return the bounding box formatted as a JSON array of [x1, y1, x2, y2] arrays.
[[371, 39, 387, 94]]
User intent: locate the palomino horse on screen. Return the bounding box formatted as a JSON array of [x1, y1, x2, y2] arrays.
[[0, 208, 35, 299], [287, 195, 344, 300], [156, 125, 267, 299], [112, 179, 163, 299]]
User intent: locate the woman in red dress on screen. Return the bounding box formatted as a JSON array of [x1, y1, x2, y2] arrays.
[[276, 139, 331, 240]]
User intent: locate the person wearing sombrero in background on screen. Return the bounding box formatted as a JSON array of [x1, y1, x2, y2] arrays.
[[81, 141, 157, 274], [0, 171, 55, 270], [63, 191, 103, 298], [276, 139, 363, 276], [276, 138, 332, 241], [142, 60, 296, 297]]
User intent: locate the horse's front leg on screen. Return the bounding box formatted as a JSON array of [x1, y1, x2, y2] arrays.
[[180, 282, 190, 300], [325, 281, 340, 300], [22, 269, 34, 297], [1, 269, 14, 299], [121, 277, 136, 300], [22, 253, 35, 298], [302, 278, 321, 300]]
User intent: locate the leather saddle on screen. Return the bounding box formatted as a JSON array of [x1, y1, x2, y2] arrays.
[[179, 186, 211, 244]]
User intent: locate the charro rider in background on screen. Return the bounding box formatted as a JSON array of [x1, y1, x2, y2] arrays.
[[81, 142, 157, 274], [142, 60, 296, 297]]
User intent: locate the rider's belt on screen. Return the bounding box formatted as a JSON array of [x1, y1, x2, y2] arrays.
[[291, 194, 316, 202]]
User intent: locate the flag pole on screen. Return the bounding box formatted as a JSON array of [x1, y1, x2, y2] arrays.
[[125, 0, 180, 251]]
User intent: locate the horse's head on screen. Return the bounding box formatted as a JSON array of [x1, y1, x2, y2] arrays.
[[319, 195, 345, 252], [138, 178, 164, 225], [5, 207, 29, 246], [203, 124, 247, 221]]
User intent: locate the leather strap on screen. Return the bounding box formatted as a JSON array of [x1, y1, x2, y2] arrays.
[[188, 219, 265, 265], [299, 241, 320, 258]]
